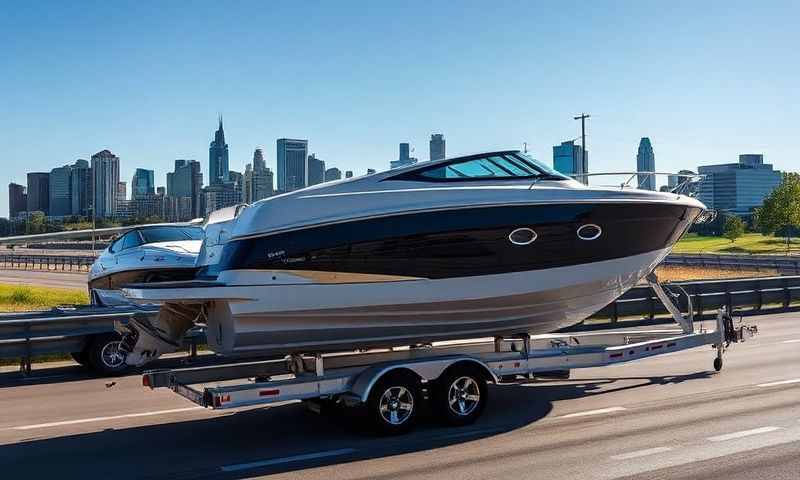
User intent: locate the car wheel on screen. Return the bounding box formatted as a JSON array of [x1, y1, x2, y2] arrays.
[[87, 333, 130, 375]]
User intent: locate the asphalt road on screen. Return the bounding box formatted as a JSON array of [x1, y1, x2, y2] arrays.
[[0, 313, 798, 479], [0, 269, 87, 290]]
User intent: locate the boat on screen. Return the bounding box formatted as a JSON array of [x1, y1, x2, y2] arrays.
[[120, 150, 707, 366]]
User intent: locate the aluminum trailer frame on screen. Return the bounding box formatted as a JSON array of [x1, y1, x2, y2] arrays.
[[141, 293, 756, 433]]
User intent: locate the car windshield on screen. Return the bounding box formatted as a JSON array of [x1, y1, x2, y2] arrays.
[[411, 152, 568, 181], [140, 226, 203, 243]]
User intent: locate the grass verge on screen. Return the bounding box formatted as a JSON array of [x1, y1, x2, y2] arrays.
[[674, 233, 800, 254], [0, 284, 88, 312]]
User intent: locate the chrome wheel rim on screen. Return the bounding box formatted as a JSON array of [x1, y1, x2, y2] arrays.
[[378, 386, 414, 425], [100, 341, 126, 369], [448, 376, 481, 416]]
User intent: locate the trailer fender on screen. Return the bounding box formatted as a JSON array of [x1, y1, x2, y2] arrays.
[[353, 357, 497, 403]]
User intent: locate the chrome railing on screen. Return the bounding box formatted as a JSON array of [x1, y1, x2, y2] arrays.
[[571, 171, 705, 195]]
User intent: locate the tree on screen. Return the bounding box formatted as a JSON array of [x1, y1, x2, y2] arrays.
[[754, 172, 800, 252], [723, 215, 745, 243]]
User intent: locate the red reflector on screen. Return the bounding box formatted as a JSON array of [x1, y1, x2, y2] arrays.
[[142, 375, 151, 388], [259, 389, 280, 397], [214, 394, 231, 407]]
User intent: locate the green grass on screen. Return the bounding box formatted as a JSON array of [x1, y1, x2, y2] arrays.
[[0, 284, 88, 312], [674, 233, 800, 254]]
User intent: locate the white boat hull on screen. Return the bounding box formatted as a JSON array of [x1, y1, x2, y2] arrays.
[[151, 248, 671, 356]]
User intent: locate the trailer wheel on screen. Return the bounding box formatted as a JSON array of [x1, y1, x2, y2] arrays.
[[434, 366, 488, 427], [87, 333, 129, 375], [367, 371, 421, 435]]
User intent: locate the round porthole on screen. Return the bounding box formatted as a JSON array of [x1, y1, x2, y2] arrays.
[[509, 227, 537, 245], [577, 224, 602, 241]]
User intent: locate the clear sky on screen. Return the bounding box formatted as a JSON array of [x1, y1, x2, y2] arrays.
[[2, 1, 797, 216]]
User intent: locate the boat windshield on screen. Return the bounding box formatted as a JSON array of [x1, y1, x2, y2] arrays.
[[140, 226, 204, 243], [403, 152, 568, 181]]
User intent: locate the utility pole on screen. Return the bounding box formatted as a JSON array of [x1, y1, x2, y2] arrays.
[[573, 113, 590, 184]]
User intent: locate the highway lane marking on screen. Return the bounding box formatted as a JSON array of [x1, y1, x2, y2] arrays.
[[757, 378, 800, 387], [781, 339, 800, 344], [707, 426, 782, 442], [220, 448, 357, 472], [554, 406, 627, 419], [610, 446, 673, 460], [9, 406, 204, 430]]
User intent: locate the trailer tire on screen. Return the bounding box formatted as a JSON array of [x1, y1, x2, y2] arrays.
[[366, 371, 421, 435], [433, 365, 488, 427], [87, 333, 129, 375]]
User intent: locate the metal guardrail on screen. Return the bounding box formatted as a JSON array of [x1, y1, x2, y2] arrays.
[[0, 254, 97, 272], [588, 275, 800, 325], [664, 253, 800, 275], [0, 305, 159, 373]]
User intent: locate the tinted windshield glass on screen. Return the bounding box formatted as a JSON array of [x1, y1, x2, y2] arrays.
[[140, 226, 203, 243], [121, 231, 143, 250], [414, 153, 567, 181]]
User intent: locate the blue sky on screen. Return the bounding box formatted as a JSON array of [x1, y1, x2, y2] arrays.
[[1, 1, 797, 215]]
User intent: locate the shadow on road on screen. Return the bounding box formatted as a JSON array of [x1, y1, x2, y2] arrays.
[[1, 371, 715, 479]]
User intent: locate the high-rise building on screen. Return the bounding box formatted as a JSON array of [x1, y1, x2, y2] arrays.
[[117, 181, 127, 203], [167, 159, 203, 218], [552, 140, 588, 185], [131, 168, 155, 199], [324, 167, 342, 182], [70, 159, 91, 217], [48, 164, 73, 217], [277, 138, 308, 193], [244, 148, 274, 203], [698, 154, 782, 217], [307, 154, 325, 186], [203, 184, 242, 214], [345, 170, 354, 178], [209, 116, 229, 185], [8, 183, 26, 218], [636, 138, 656, 191], [430, 134, 446, 161], [390, 142, 418, 169], [91, 149, 120, 219], [26, 172, 50, 214]]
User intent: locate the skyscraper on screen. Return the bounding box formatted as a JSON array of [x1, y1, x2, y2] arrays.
[[26, 172, 50, 214], [277, 138, 308, 193], [345, 170, 354, 178], [324, 167, 342, 182], [8, 183, 26, 218], [243, 149, 274, 203], [131, 168, 155, 199], [636, 138, 656, 191], [91, 149, 120, 219], [70, 159, 91, 217], [390, 142, 418, 169], [167, 159, 203, 218], [430, 134, 446, 161], [552, 140, 588, 185], [209, 116, 229, 185], [48, 164, 74, 217], [307, 154, 325, 186], [117, 181, 127, 203]]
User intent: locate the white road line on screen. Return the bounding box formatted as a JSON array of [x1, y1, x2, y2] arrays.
[[611, 446, 673, 460], [220, 448, 357, 472], [757, 378, 800, 387], [555, 406, 627, 419], [10, 407, 204, 430], [781, 339, 800, 344], [707, 426, 782, 442]]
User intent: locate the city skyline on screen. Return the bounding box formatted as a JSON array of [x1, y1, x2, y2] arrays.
[[2, 2, 797, 216]]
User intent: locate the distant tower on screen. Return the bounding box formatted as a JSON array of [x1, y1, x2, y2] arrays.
[[552, 140, 588, 185], [637, 138, 656, 191], [324, 167, 342, 182], [8, 183, 26, 218], [429, 134, 446, 161], [390, 142, 419, 169], [307, 154, 325, 186], [209, 116, 230, 185], [91, 149, 120, 219], [277, 139, 308, 193], [131, 168, 155, 199]]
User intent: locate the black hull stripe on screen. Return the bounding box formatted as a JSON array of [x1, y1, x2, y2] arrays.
[[211, 203, 699, 280]]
